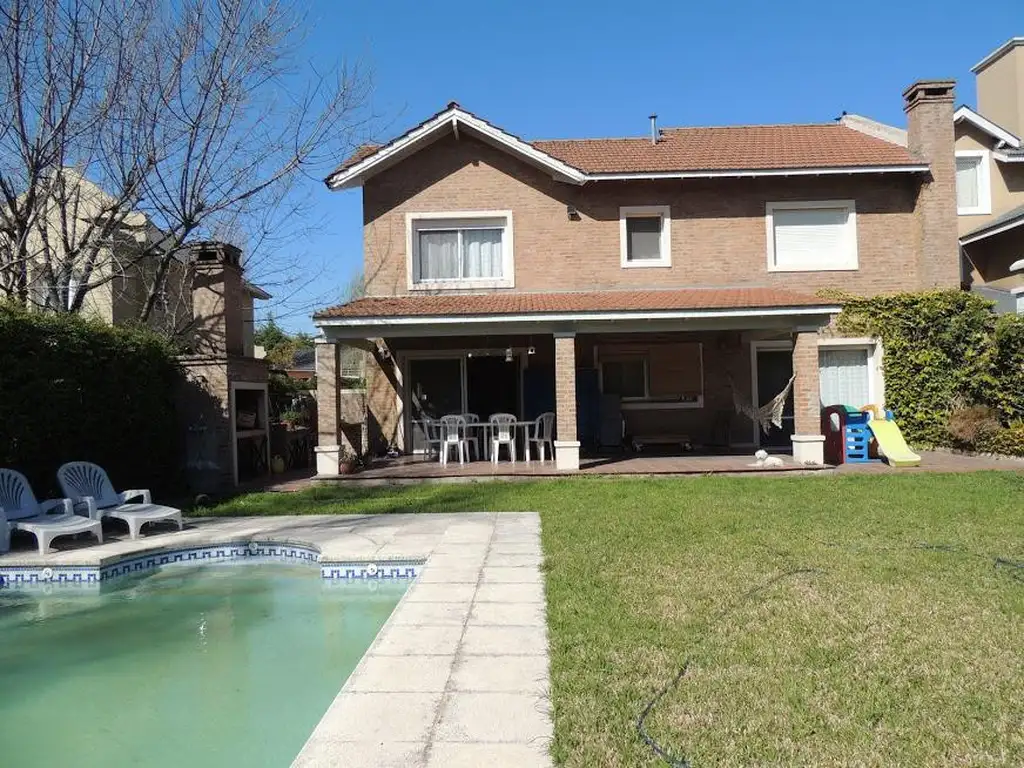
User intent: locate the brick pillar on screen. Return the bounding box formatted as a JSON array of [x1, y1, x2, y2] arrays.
[[553, 332, 580, 471], [314, 341, 342, 475], [791, 329, 824, 465]]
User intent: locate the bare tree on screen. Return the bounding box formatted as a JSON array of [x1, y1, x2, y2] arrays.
[[0, 0, 372, 332]]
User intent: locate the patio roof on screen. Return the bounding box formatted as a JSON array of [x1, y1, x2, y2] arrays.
[[314, 287, 841, 337]]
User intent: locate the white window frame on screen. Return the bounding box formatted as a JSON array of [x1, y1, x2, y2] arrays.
[[406, 210, 514, 290], [619, 205, 672, 268], [954, 150, 992, 216], [817, 337, 884, 409], [765, 200, 858, 272]]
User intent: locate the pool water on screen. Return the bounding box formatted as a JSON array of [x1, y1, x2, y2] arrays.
[[0, 563, 408, 767]]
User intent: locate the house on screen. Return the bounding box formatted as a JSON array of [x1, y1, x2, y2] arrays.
[[311, 79, 960, 473], [954, 37, 1024, 314], [2, 170, 270, 342]]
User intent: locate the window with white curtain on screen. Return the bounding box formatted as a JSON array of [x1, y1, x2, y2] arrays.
[[819, 347, 871, 408], [410, 214, 510, 286], [766, 201, 858, 271], [955, 152, 991, 215]]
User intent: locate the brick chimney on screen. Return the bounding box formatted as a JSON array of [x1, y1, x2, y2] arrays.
[[190, 241, 245, 357], [973, 38, 1024, 137], [903, 80, 960, 288]]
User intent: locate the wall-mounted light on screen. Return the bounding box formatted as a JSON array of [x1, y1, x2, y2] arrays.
[[566, 204, 579, 220], [527, 346, 536, 356], [505, 347, 513, 363]]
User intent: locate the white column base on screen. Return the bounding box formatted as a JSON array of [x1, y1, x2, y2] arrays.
[[315, 445, 341, 476], [554, 440, 581, 471], [791, 434, 826, 466]]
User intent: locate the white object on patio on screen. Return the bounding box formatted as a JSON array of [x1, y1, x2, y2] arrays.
[[526, 412, 555, 462], [490, 413, 517, 464], [460, 412, 482, 460], [420, 418, 444, 461], [438, 415, 468, 466], [57, 462, 183, 540], [0, 469, 103, 555]]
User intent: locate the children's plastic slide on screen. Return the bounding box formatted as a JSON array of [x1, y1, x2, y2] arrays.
[[866, 419, 921, 467]]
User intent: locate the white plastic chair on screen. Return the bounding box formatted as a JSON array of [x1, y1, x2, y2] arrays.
[[420, 418, 443, 460], [438, 415, 468, 466], [57, 462, 183, 540], [460, 413, 481, 460], [526, 412, 556, 462], [0, 469, 103, 555], [489, 413, 517, 464]]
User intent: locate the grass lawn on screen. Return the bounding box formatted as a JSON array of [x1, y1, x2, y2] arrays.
[[204, 472, 1024, 766]]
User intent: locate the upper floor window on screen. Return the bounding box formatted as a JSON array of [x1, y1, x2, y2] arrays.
[[407, 211, 514, 289], [620, 205, 671, 268], [766, 200, 858, 272], [955, 151, 991, 216]]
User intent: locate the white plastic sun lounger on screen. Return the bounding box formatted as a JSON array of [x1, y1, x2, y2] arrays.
[[0, 469, 103, 555], [57, 462, 183, 540]]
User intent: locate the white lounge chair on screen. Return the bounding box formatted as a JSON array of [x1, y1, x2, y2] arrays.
[[0, 469, 103, 555], [57, 462, 183, 540]]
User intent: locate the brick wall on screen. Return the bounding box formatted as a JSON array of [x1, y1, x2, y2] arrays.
[[315, 343, 340, 445], [362, 132, 930, 298], [791, 330, 821, 435]]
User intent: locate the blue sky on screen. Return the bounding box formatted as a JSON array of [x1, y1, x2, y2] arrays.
[[270, 0, 1020, 332]]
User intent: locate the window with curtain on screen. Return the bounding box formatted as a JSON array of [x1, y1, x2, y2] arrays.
[[768, 202, 857, 271], [620, 205, 671, 267], [955, 153, 989, 214], [626, 217, 662, 261], [819, 347, 871, 408], [413, 217, 506, 283]]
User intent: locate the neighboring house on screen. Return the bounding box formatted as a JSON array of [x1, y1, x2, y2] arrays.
[[311, 79, 960, 472], [953, 38, 1024, 314], [4, 171, 269, 343]]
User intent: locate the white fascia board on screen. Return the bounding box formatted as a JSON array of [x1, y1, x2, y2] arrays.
[[960, 216, 1024, 245], [954, 106, 1022, 149], [994, 151, 1024, 163], [584, 165, 928, 181], [326, 108, 588, 190], [314, 304, 843, 329]]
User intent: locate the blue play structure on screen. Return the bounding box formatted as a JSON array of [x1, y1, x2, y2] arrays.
[[842, 408, 874, 463], [822, 404, 891, 465]]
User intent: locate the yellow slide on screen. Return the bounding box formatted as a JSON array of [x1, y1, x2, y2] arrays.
[[867, 419, 921, 467]]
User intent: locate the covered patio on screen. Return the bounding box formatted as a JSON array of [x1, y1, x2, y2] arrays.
[[312, 287, 843, 475]]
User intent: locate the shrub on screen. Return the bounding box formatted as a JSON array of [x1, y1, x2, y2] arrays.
[[0, 303, 181, 496], [978, 422, 1024, 457], [833, 290, 999, 446], [947, 405, 1001, 448], [991, 313, 1024, 422]]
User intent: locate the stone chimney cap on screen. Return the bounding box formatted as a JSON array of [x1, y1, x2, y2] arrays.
[[902, 80, 956, 112], [189, 241, 242, 269], [972, 37, 1024, 74]]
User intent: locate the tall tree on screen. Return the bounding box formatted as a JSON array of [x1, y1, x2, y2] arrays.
[[0, 0, 372, 330]]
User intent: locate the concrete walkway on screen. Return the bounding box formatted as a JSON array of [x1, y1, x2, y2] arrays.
[[293, 512, 553, 767]]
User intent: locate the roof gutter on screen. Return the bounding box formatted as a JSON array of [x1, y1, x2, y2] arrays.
[[583, 165, 929, 181], [314, 304, 843, 328]]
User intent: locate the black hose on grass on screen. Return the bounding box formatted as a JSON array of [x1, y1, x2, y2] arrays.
[[635, 568, 820, 768], [635, 546, 1024, 767]]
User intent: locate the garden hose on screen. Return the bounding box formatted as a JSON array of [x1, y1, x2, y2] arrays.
[[635, 546, 1024, 767]]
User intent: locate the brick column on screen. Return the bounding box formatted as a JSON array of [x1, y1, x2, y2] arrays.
[[314, 341, 342, 475], [791, 329, 824, 465], [553, 332, 580, 471]]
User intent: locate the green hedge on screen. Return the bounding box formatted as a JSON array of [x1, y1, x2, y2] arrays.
[[832, 290, 1024, 453], [0, 304, 182, 497]]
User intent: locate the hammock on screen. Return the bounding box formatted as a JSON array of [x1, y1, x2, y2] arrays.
[[731, 374, 796, 435]]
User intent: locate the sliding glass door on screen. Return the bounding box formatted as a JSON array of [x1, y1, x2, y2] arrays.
[[408, 358, 463, 453]]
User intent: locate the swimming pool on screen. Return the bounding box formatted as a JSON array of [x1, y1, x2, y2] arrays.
[[0, 561, 409, 767]]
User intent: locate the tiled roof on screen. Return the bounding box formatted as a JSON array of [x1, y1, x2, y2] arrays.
[[314, 287, 836, 320], [333, 142, 382, 173], [533, 124, 917, 174], [960, 202, 1024, 241]]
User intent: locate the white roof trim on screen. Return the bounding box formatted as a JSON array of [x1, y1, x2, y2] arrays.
[[585, 166, 927, 181], [994, 151, 1024, 163], [960, 215, 1024, 245], [315, 304, 841, 328], [971, 37, 1024, 73], [954, 106, 1021, 149], [326, 107, 588, 189]]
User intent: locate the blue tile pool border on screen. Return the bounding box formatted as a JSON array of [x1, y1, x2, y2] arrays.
[[0, 540, 423, 589]]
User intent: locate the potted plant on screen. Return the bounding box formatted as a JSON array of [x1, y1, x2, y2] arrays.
[[279, 409, 302, 428], [338, 447, 358, 475]]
